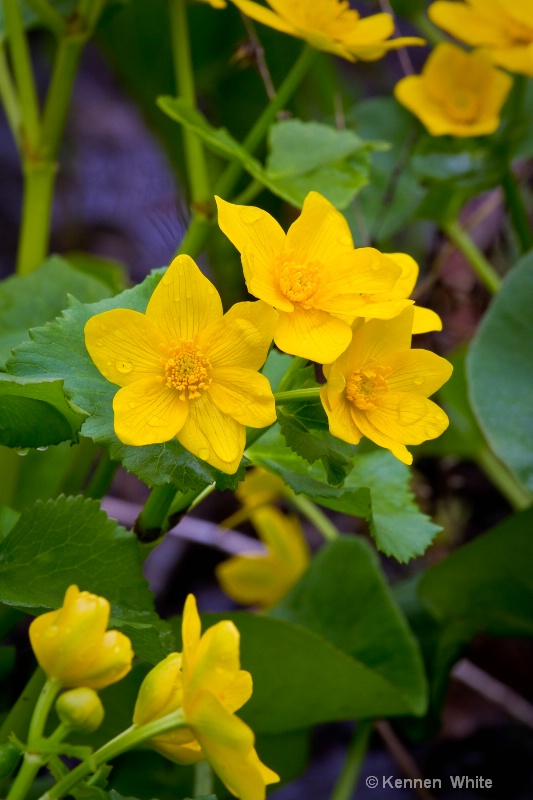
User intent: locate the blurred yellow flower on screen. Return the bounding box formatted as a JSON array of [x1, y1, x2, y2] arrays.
[[228, 0, 424, 62], [217, 505, 310, 609], [394, 43, 512, 137], [216, 192, 402, 363], [196, 0, 227, 7], [429, 0, 533, 76], [85, 255, 277, 474], [320, 309, 452, 465], [29, 585, 133, 690], [133, 595, 279, 800]]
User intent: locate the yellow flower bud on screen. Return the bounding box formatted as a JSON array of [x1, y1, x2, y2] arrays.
[[29, 585, 134, 689], [56, 688, 104, 733]]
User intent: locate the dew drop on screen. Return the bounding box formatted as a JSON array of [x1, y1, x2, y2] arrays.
[[207, 285, 216, 295], [161, 273, 172, 285], [413, 377, 423, 386], [116, 359, 133, 374], [174, 295, 180, 302], [338, 234, 353, 247], [37, 446, 48, 452], [17, 448, 29, 457], [185, 289, 192, 299], [148, 416, 162, 426], [199, 448, 210, 461], [106, 360, 112, 366], [128, 402, 137, 409], [240, 207, 262, 223]]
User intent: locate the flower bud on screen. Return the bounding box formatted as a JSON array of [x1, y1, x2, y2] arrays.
[[29, 585, 134, 689], [56, 688, 104, 734]]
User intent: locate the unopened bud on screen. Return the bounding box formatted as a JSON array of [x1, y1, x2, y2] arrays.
[[56, 687, 104, 733]]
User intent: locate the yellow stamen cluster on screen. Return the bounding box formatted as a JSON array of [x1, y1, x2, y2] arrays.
[[444, 90, 479, 123], [346, 366, 389, 410], [161, 340, 211, 401], [278, 252, 321, 306]]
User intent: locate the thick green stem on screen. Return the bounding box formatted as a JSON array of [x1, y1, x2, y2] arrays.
[[84, 451, 119, 500], [177, 215, 213, 259], [17, 158, 57, 274], [135, 483, 178, 542], [274, 387, 322, 404], [284, 487, 339, 542], [442, 220, 502, 294], [194, 761, 213, 796], [40, 711, 186, 800], [501, 166, 533, 254], [170, 0, 211, 212], [477, 446, 532, 510], [41, 34, 85, 158], [0, 41, 21, 146], [2, 0, 40, 150], [0, 668, 45, 745], [21, 0, 65, 37], [329, 722, 373, 800]]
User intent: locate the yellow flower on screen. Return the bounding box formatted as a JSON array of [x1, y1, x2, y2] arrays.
[[394, 43, 513, 137], [56, 688, 105, 734], [348, 253, 442, 333], [320, 309, 452, 465], [228, 0, 424, 62], [133, 595, 279, 800], [29, 585, 133, 689], [429, 0, 533, 76], [216, 192, 403, 363], [84, 255, 278, 474], [217, 505, 310, 610], [196, 0, 227, 7]]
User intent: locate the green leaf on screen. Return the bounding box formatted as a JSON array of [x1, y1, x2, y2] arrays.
[[0, 495, 173, 662], [418, 507, 533, 638], [467, 252, 533, 493], [7, 272, 244, 492], [249, 427, 439, 561], [0, 256, 113, 369], [0, 375, 86, 448]]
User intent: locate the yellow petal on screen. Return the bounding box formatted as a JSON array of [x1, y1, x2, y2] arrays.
[[366, 391, 449, 446], [274, 307, 352, 363], [412, 306, 443, 334], [343, 12, 393, 45], [217, 552, 284, 609], [320, 385, 362, 446], [315, 249, 401, 315], [210, 368, 276, 428], [84, 309, 165, 387], [489, 45, 533, 77], [251, 506, 309, 569], [146, 255, 222, 342], [228, 0, 296, 35], [200, 316, 270, 371], [285, 191, 354, 268], [149, 727, 203, 765], [428, 2, 508, 47], [216, 301, 278, 369], [72, 630, 133, 690], [177, 393, 245, 473], [112, 378, 189, 446], [386, 350, 453, 397], [395, 76, 456, 136], [359, 308, 414, 365], [182, 594, 202, 679], [352, 299, 414, 321], [133, 653, 183, 725], [350, 405, 414, 464], [385, 253, 419, 299], [215, 197, 291, 311]]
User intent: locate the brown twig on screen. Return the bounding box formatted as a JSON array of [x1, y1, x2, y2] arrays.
[[375, 721, 438, 800], [453, 659, 533, 730]]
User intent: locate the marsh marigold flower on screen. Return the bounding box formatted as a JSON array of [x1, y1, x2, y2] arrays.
[[84, 255, 277, 474], [29, 585, 133, 689], [133, 595, 279, 800], [394, 43, 512, 138], [228, 0, 424, 61], [216, 192, 403, 363], [429, 0, 533, 77], [320, 309, 452, 465], [217, 505, 310, 610]]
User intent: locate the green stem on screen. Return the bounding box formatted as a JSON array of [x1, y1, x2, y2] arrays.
[[2, 0, 41, 151], [135, 483, 178, 542], [170, 0, 211, 211], [412, 11, 446, 46], [17, 158, 57, 274], [84, 451, 119, 500], [177, 215, 213, 259], [501, 166, 533, 254], [194, 761, 213, 796], [274, 387, 322, 404], [284, 487, 339, 542], [40, 711, 186, 800], [21, 0, 65, 37], [442, 219, 502, 294], [0, 668, 45, 745], [233, 179, 263, 207], [40, 34, 86, 159], [0, 41, 21, 147], [6, 678, 61, 800], [477, 446, 532, 510], [329, 721, 373, 800]]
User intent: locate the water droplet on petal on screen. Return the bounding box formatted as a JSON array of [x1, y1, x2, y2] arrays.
[[161, 273, 172, 285], [174, 296, 180, 302], [106, 360, 112, 366], [116, 359, 133, 374], [413, 377, 423, 386], [128, 402, 137, 409], [17, 448, 29, 456], [240, 207, 262, 224], [185, 290, 192, 299], [338, 234, 353, 247], [37, 446, 48, 452], [207, 285, 216, 295], [199, 448, 210, 461]]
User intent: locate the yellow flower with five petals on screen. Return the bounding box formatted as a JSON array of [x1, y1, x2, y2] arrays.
[[320, 308, 452, 465], [395, 43, 513, 138], [227, 0, 424, 62], [429, 0, 533, 77], [29, 585, 133, 690], [217, 505, 310, 610], [133, 595, 279, 800], [84, 255, 277, 474], [216, 192, 403, 363]]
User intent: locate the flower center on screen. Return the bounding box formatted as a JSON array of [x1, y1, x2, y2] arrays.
[[161, 340, 211, 401], [444, 89, 480, 123], [278, 252, 321, 307], [345, 367, 389, 410]]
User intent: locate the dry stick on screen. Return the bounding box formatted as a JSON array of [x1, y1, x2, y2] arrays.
[[453, 659, 533, 730], [239, 14, 276, 102], [378, 0, 415, 76], [375, 721, 438, 800]]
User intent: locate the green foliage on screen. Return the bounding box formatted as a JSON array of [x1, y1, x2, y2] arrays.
[[0, 495, 173, 662], [0, 1, 76, 40], [468, 252, 533, 493], [7, 272, 244, 492], [249, 427, 439, 561]]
